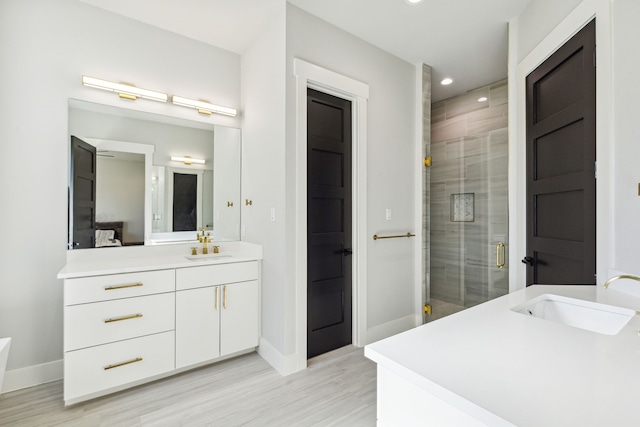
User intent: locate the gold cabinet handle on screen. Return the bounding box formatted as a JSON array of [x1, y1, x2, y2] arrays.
[[104, 313, 143, 323], [496, 242, 506, 269], [104, 357, 143, 370], [104, 283, 143, 291], [227, 201, 233, 207], [223, 285, 227, 309], [215, 287, 220, 311]]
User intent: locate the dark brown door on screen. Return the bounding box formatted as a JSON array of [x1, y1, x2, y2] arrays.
[[70, 136, 96, 249], [525, 20, 596, 285], [307, 88, 352, 359], [173, 173, 197, 231]]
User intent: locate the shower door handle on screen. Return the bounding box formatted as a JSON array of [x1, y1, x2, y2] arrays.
[[496, 242, 505, 269]]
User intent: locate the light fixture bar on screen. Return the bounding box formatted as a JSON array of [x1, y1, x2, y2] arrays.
[[82, 76, 168, 102], [170, 156, 206, 165], [171, 95, 237, 117]]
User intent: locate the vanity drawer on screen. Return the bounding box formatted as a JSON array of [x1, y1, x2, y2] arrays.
[[64, 293, 175, 351], [65, 269, 175, 305], [176, 261, 258, 291], [64, 331, 175, 403]]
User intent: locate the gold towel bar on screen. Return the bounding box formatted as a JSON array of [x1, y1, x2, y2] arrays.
[[372, 232, 415, 241]]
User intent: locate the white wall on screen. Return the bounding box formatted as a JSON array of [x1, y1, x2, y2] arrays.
[[610, 0, 640, 274], [240, 7, 289, 365], [515, 0, 584, 62], [0, 0, 240, 385], [285, 6, 418, 348], [96, 157, 145, 243]]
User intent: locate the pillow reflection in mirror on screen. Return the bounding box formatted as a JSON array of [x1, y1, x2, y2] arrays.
[[95, 229, 122, 247]]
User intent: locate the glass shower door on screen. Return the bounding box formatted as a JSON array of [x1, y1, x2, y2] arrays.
[[427, 81, 509, 321]]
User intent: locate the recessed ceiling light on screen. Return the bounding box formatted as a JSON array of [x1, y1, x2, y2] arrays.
[[478, 97, 488, 102], [441, 78, 453, 85], [405, 0, 424, 4]]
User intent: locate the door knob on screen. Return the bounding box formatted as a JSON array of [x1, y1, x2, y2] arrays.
[[521, 256, 534, 266], [343, 248, 353, 256]]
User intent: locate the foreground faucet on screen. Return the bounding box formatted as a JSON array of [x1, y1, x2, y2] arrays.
[[603, 274, 640, 288]]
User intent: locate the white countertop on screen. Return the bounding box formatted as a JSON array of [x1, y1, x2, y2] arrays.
[[57, 241, 262, 279], [365, 285, 640, 427]]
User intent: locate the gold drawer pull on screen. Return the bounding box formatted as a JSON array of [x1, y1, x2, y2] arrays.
[[215, 287, 220, 311], [104, 314, 143, 323], [104, 283, 143, 291], [104, 357, 143, 370]]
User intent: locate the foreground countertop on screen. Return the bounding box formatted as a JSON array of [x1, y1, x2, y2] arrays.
[[57, 241, 262, 279], [365, 285, 640, 427]]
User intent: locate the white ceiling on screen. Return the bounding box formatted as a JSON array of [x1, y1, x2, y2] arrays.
[[78, 0, 531, 101]]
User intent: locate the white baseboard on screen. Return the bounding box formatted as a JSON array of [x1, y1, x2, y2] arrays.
[[1, 359, 63, 394], [258, 338, 301, 376], [364, 314, 420, 345]]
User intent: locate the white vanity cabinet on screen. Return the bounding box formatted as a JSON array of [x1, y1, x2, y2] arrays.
[[175, 261, 259, 369], [60, 252, 261, 406], [63, 269, 176, 405]]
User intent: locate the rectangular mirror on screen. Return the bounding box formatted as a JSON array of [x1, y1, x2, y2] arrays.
[[68, 99, 241, 249]]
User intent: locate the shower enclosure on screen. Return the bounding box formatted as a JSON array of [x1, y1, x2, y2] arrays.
[[427, 80, 509, 320]]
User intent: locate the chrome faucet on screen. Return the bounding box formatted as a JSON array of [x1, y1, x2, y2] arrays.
[[603, 274, 640, 288]]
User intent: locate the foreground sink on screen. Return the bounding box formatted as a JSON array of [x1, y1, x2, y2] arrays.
[[184, 254, 232, 261], [511, 294, 635, 335]]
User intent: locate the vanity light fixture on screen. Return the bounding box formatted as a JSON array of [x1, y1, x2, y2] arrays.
[[170, 156, 205, 165], [171, 95, 237, 117], [441, 78, 453, 85], [81, 76, 168, 102]]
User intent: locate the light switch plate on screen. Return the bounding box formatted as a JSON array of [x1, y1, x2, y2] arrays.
[[270, 208, 276, 222], [386, 208, 392, 220]]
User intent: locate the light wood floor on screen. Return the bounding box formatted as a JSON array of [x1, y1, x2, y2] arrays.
[[0, 346, 376, 427]]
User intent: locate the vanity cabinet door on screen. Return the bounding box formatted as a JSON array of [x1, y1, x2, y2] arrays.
[[220, 280, 259, 357], [175, 286, 220, 369]]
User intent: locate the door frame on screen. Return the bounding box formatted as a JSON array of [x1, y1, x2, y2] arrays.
[[294, 58, 369, 370], [509, 0, 613, 291], [82, 137, 154, 244]]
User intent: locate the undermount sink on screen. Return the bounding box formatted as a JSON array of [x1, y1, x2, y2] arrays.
[[511, 294, 635, 335], [184, 254, 232, 261]]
